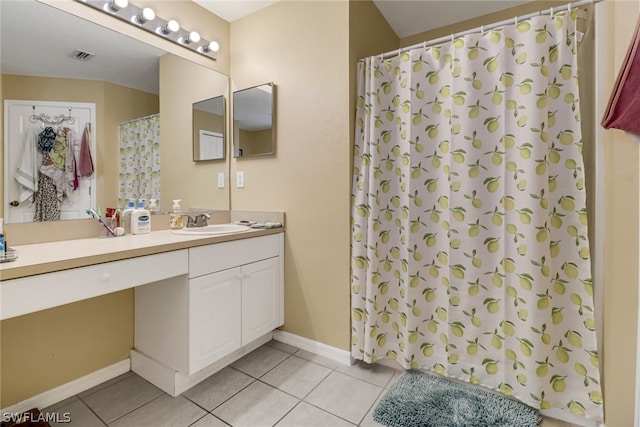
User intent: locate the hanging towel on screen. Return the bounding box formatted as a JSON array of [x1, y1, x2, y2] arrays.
[[602, 14, 640, 134], [64, 128, 78, 192], [78, 124, 94, 177], [15, 127, 42, 203]]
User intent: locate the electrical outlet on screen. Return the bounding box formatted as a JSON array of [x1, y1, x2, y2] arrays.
[[217, 172, 225, 188], [236, 171, 245, 188]]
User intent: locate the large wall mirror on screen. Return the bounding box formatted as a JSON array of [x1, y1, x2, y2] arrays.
[[0, 0, 230, 223], [233, 83, 275, 157]]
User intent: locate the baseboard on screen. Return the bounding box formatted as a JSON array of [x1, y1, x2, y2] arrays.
[[272, 330, 351, 366], [0, 359, 130, 415]]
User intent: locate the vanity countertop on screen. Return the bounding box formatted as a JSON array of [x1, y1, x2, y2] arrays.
[[0, 227, 284, 281]]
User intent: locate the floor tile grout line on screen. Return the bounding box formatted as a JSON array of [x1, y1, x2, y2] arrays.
[[356, 386, 387, 427], [182, 368, 258, 415], [77, 372, 135, 400], [76, 393, 110, 426], [101, 392, 165, 426], [270, 398, 304, 427]]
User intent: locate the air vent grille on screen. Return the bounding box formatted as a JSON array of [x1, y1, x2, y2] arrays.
[[70, 49, 95, 61]]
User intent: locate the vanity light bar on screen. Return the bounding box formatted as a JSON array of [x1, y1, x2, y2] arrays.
[[76, 0, 219, 59]]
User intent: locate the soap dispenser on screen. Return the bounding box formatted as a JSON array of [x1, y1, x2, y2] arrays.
[[170, 199, 184, 230]]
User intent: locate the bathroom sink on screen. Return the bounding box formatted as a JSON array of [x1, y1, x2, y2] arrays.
[[171, 224, 251, 235]]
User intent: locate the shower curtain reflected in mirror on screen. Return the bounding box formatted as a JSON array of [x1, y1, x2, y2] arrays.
[[118, 114, 160, 207], [351, 9, 602, 422]]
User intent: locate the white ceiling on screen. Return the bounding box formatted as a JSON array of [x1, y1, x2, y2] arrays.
[[193, 0, 279, 23], [372, 1, 530, 38], [194, 0, 530, 38]]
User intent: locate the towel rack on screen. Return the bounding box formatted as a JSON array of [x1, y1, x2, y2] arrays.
[[29, 107, 75, 126]]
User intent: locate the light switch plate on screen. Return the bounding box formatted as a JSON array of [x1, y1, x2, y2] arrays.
[[217, 172, 225, 188], [236, 171, 245, 188]]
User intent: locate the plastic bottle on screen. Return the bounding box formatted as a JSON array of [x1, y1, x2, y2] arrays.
[[120, 200, 136, 235], [0, 218, 5, 253], [170, 199, 184, 230], [148, 199, 159, 215], [131, 202, 151, 235]]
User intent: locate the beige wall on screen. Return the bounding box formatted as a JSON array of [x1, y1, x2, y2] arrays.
[[237, 129, 272, 156], [1, 291, 134, 407], [602, 2, 639, 426], [230, 0, 352, 349], [160, 53, 229, 212]]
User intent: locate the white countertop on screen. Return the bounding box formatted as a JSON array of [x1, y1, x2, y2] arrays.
[[0, 227, 284, 281]]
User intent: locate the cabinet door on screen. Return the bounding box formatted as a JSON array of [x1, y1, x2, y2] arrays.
[[190, 267, 242, 374], [242, 257, 281, 345]]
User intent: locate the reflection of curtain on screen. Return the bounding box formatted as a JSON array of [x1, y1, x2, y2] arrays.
[[351, 10, 602, 422], [117, 114, 160, 207]]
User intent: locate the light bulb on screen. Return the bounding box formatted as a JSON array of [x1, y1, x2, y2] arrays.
[[141, 7, 155, 22], [166, 19, 180, 33], [133, 7, 155, 24], [184, 31, 200, 44], [204, 41, 220, 53], [106, 0, 128, 12]]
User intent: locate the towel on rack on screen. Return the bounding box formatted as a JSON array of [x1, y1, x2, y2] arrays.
[[602, 14, 640, 134], [78, 125, 94, 177], [15, 127, 41, 203]]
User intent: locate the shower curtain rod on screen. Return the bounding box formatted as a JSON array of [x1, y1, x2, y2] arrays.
[[119, 113, 159, 126], [372, 0, 603, 61]]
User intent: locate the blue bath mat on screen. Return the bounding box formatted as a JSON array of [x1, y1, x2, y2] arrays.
[[373, 370, 540, 427]]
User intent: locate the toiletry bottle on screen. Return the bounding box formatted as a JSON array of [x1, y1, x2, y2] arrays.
[[148, 199, 159, 215], [131, 202, 151, 235], [170, 199, 184, 230], [0, 218, 5, 253], [121, 200, 136, 235]]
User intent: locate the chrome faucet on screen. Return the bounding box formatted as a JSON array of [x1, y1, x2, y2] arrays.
[[184, 213, 211, 228]]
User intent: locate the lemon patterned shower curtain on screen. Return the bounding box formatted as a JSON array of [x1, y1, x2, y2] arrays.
[[117, 114, 160, 207], [351, 10, 602, 421]]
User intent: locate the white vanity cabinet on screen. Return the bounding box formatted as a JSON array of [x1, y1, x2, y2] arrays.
[[132, 232, 284, 395], [189, 268, 242, 373]]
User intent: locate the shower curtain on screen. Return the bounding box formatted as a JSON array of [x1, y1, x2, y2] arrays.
[[117, 114, 160, 207], [351, 9, 602, 421]]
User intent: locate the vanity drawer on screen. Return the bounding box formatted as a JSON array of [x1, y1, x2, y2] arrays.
[[189, 234, 281, 278], [1, 250, 188, 320]]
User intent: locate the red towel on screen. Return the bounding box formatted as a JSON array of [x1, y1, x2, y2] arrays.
[[78, 125, 94, 177], [602, 15, 640, 134]]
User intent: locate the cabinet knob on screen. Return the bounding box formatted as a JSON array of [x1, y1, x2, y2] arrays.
[[100, 273, 111, 283]]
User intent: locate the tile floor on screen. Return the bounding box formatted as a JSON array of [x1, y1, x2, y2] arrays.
[[43, 340, 401, 427]]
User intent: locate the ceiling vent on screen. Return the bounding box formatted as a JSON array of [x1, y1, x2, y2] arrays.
[[70, 49, 95, 62]]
